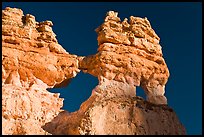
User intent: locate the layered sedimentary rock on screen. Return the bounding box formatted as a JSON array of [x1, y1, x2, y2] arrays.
[[42, 11, 185, 135], [80, 11, 169, 105], [2, 7, 80, 87], [2, 7, 80, 135], [2, 7, 185, 135]]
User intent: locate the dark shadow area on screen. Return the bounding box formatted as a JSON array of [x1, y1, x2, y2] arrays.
[[48, 71, 98, 112], [136, 86, 146, 100]]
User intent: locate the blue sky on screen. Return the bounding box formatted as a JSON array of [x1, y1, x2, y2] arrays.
[[2, 2, 202, 135]]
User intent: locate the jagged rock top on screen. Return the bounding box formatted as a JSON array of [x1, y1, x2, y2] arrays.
[[96, 11, 160, 47], [2, 7, 56, 43], [80, 11, 170, 105], [2, 7, 80, 87]]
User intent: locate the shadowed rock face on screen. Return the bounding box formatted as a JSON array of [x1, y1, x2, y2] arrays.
[[2, 7, 185, 135]]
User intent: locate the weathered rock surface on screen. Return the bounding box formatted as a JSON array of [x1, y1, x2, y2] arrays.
[[2, 7, 80, 135], [2, 8, 185, 135], [80, 11, 169, 105], [2, 7, 80, 88], [2, 84, 62, 135], [42, 95, 186, 135]]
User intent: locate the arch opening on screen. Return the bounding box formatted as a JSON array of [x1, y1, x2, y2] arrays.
[[136, 86, 146, 100], [48, 71, 98, 112]]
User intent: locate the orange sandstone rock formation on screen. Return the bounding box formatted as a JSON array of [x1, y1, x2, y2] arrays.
[[80, 11, 169, 104], [42, 11, 185, 135], [43, 96, 186, 135], [2, 7, 185, 135], [2, 7, 80, 87], [2, 7, 80, 135]]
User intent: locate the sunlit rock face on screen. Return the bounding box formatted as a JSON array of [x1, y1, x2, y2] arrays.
[[80, 11, 169, 105], [2, 7, 185, 135], [43, 11, 185, 135], [2, 7, 80, 135], [43, 96, 186, 135], [2, 7, 80, 88]]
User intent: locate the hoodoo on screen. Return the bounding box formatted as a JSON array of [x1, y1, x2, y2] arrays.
[[2, 7, 186, 135]]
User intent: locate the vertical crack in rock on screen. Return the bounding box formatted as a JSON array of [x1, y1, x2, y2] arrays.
[[2, 8, 186, 135]]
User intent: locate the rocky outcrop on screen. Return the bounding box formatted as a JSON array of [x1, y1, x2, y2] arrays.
[[2, 7, 80, 135], [42, 96, 186, 135], [80, 11, 169, 105], [2, 7, 185, 135], [2, 7, 80, 87]]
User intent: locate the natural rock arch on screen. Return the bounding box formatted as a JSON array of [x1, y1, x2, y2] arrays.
[[2, 7, 185, 135], [48, 71, 98, 112], [79, 11, 169, 104]]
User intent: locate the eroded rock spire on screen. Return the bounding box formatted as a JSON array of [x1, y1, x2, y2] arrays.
[[80, 11, 169, 105]]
